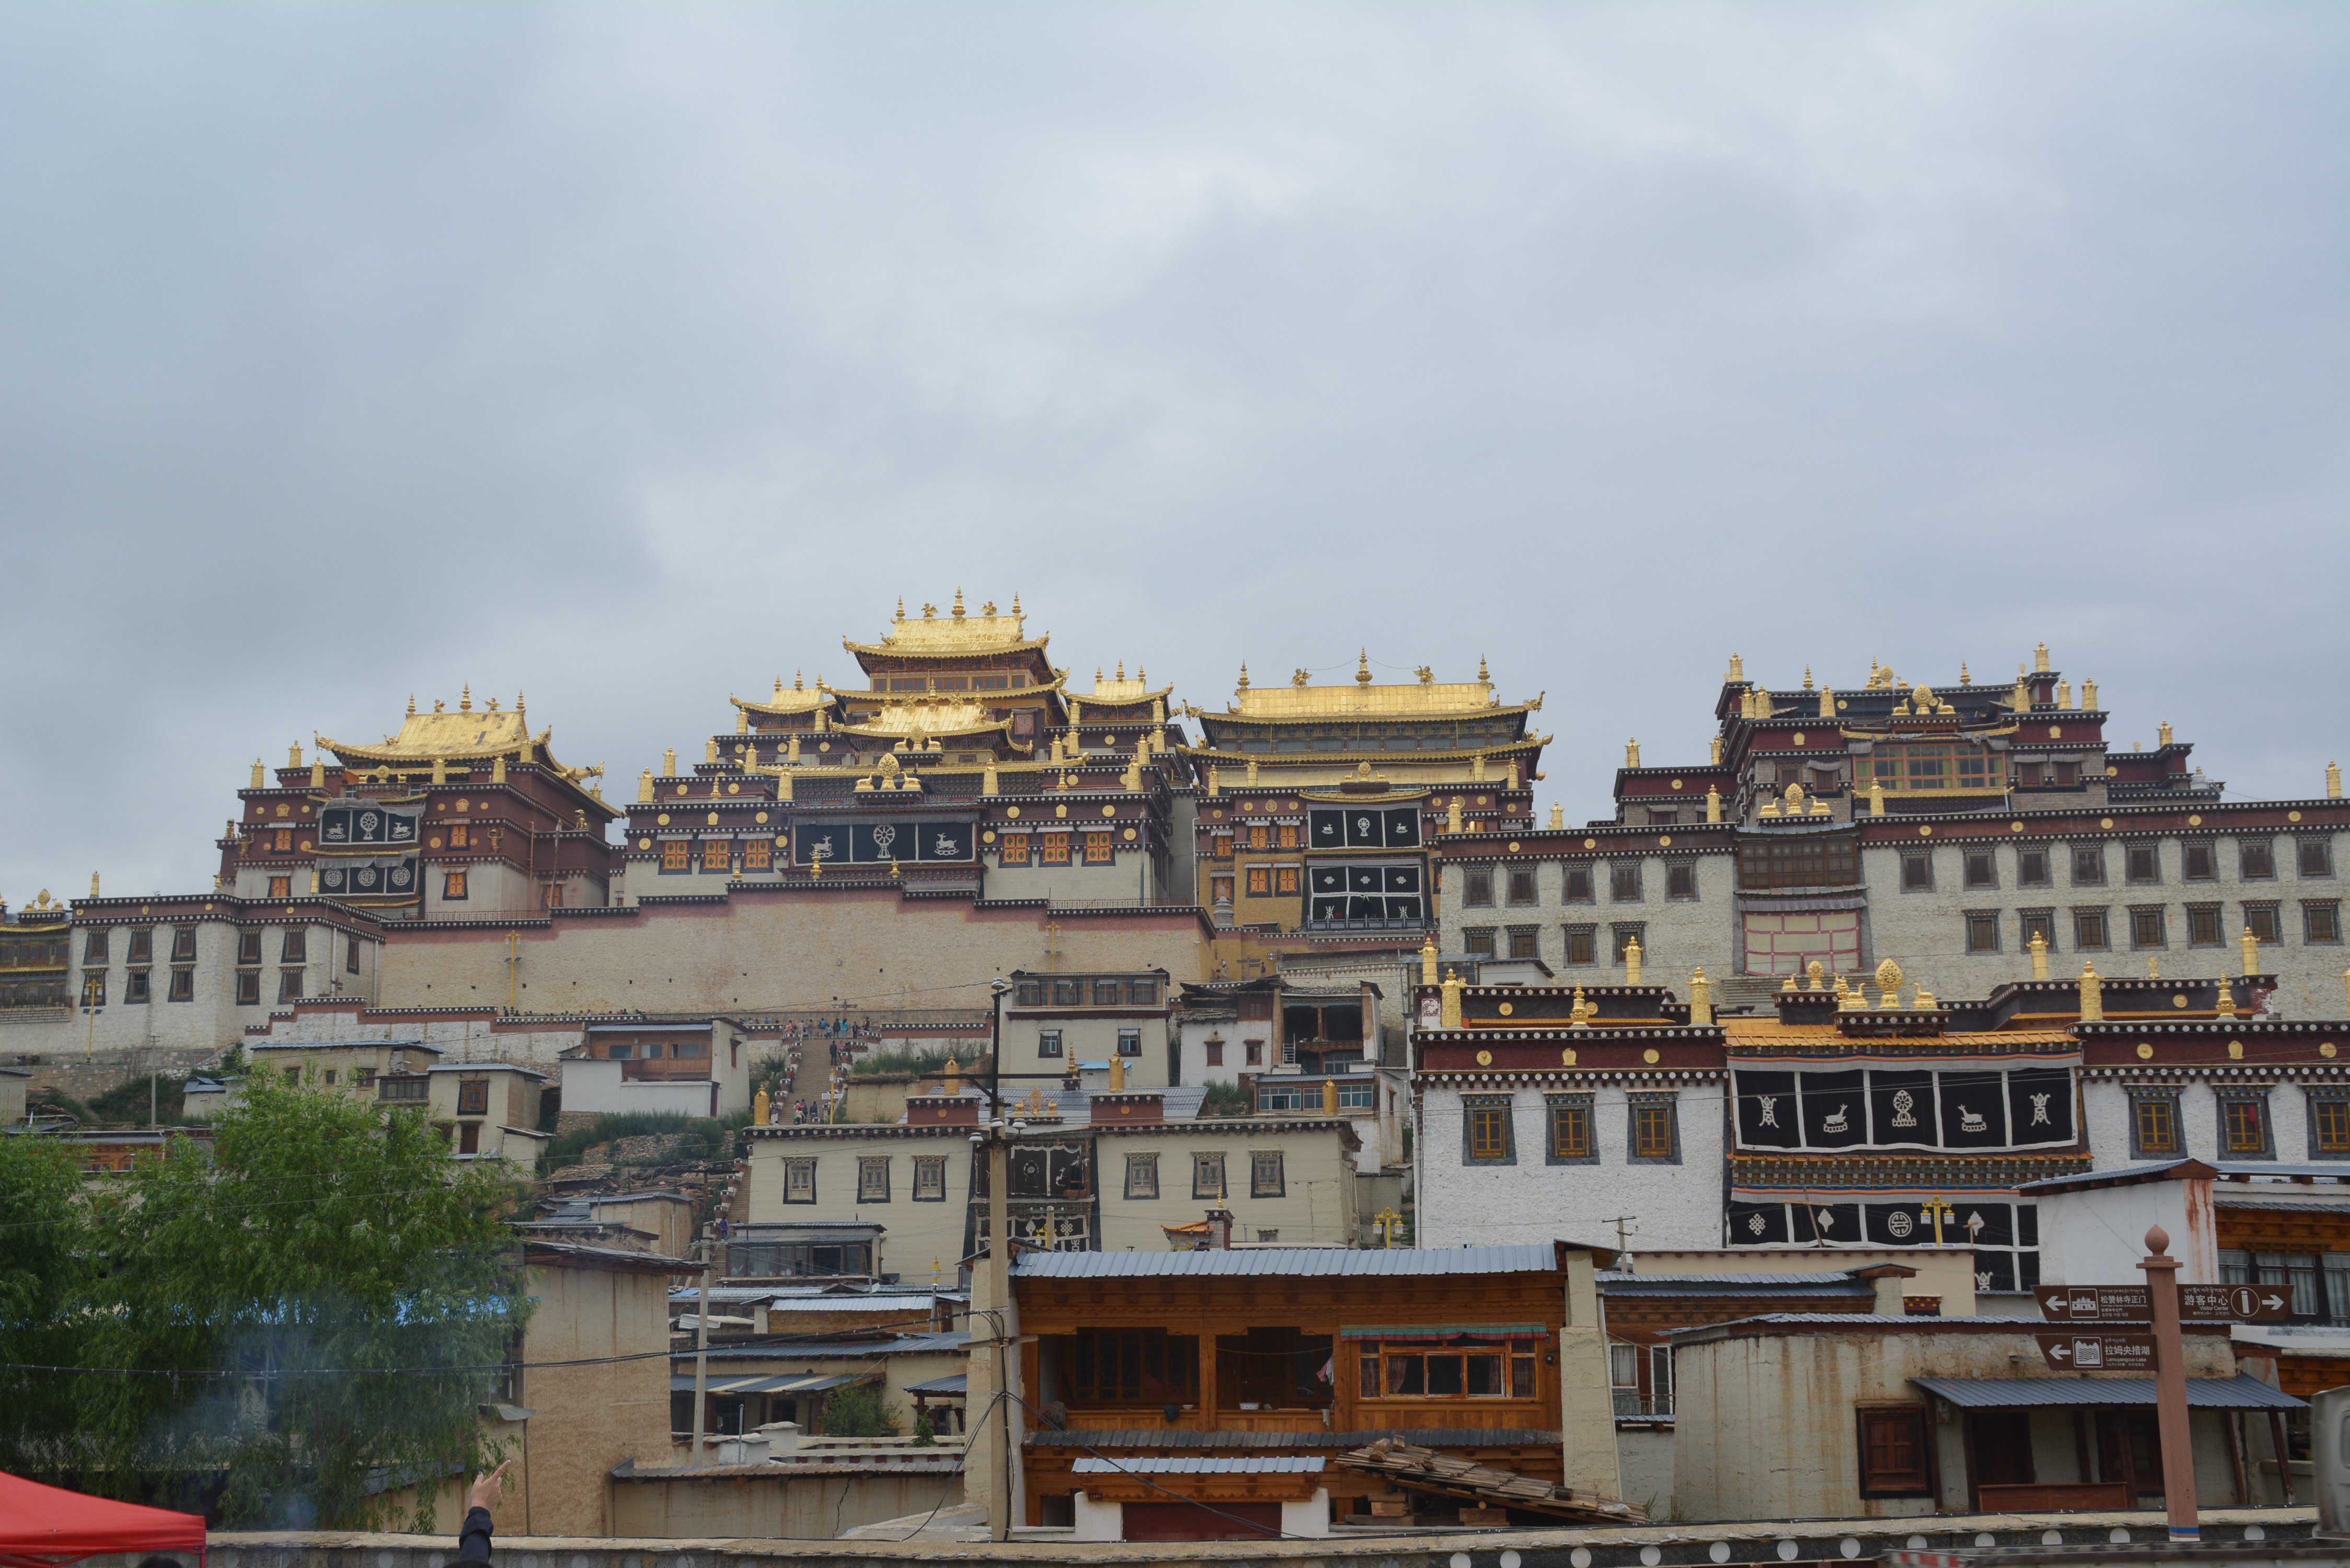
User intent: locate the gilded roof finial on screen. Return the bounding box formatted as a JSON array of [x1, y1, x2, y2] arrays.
[[407, 694, 416, 716], [2159, 720, 2174, 746], [921, 601, 937, 618], [1292, 668, 1310, 687], [1356, 650, 1372, 686], [2329, 760, 2343, 798], [895, 596, 905, 621], [459, 685, 471, 711], [1802, 666, 1813, 690], [434, 698, 445, 712], [485, 695, 499, 712], [952, 587, 965, 618], [1011, 591, 1021, 616], [1415, 665, 1434, 684], [1549, 803, 1564, 829], [1959, 662, 1971, 685], [1095, 667, 1103, 686], [1626, 737, 1641, 768], [1236, 661, 1250, 690], [1118, 660, 1126, 681], [2035, 642, 2051, 673], [1727, 653, 1744, 682], [1478, 655, 1490, 684]]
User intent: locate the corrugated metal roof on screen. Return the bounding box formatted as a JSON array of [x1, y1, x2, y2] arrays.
[[1602, 1273, 1871, 1297], [767, 1295, 943, 1314], [1600, 1271, 1860, 1286], [905, 1373, 967, 1396], [1072, 1456, 1326, 1474], [679, 1332, 971, 1359], [1914, 1374, 2304, 1411], [2211, 1198, 2350, 1214], [1014, 1243, 1560, 1279], [1663, 1313, 2051, 1335], [2217, 1164, 2350, 1181], [667, 1372, 867, 1395], [1027, 1428, 1560, 1450]]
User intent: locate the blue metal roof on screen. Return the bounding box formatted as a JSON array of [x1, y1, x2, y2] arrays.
[[1013, 1243, 1564, 1279], [1073, 1456, 1326, 1474], [1913, 1374, 2303, 1411]]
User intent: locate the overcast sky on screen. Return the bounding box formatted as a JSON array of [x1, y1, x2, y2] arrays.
[[2, 4, 2344, 903]]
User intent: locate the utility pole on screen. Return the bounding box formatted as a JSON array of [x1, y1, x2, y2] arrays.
[[2140, 1225, 2199, 1541], [970, 977, 1019, 1542], [1602, 1215, 1638, 1273], [690, 1224, 714, 1468]]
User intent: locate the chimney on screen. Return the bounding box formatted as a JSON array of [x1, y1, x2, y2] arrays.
[[1205, 1207, 1233, 1250]]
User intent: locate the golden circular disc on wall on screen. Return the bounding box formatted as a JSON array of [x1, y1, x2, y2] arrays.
[[1123, 828, 1136, 840], [2323, 1043, 2338, 1058], [1103, 806, 1116, 818], [2172, 995, 2188, 1008], [2289, 810, 2303, 822], [728, 783, 741, 795], [1672, 779, 1685, 790], [430, 836, 443, 849], [1476, 1050, 1493, 1066], [1837, 700, 1848, 710], [2188, 815, 2203, 826], [656, 814, 670, 826], [818, 741, 831, 752], [2011, 822, 2024, 832], [1658, 835, 1672, 846], [982, 831, 996, 844], [637, 838, 651, 849], [1643, 1048, 1661, 1064], [755, 812, 769, 824], [2137, 1043, 2154, 1059], [774, 836, 787, 848], [1584, 838, 1597, 849], [1006, 806, 1021, 818], [1498, 1002, 1514, 1016], [1478, 796, 1490, 806], [1508, 841, 1521, 852], [1918, 826, 1932, 836], [2100, 817, 2114, 828], [676, 786, 689, 798]]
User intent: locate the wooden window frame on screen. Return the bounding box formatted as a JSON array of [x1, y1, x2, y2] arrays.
[[1965, 912, 2000, 953], [2218, 1092, 2274, 1160], [1547, 1095, 1595, 1163], [1040, 833, 1072, 866], [1562, 924, 1597, 965], [167, 968, 194, 1002], [1856, 1404, 1934, 1498], [782, 1158, 817, 1204], [2186, 904, 2224, 946], [1249, 1150, 1284, 1198], [857, 1157, 890, 1203], [1463, 1097, 1514, 1165], [912, 1156, 948, 1201], [1190, 1152, 1226, 1200], [1629, 1094, 1679, 1164], [701, 838, 733, 872], [2306, 900, 2343, 945], [660, 840, 690, 871], [999, 834, 1031, 866], [443, 871, 469, 901], [1124, 1153, 1158, 1199], [1461, 867, 1494, 907], [2244, 902, 2283, 944], [742, 839, 773, 870], [1084, 832, 1115, 864], [2307, 1094, 2350, 1160], [2130, 1090, 2182, 1157]]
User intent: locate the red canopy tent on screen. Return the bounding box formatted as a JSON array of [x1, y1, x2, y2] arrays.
[[0, 1472, 205, 1567]]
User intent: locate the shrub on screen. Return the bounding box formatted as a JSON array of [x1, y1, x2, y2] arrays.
[[820, 1382, 901, 1437]]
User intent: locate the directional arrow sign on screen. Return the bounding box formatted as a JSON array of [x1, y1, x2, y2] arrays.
[[2034, 1285, 2151, 1322], [2180, 1284, 2294, 1323], [2037, 1332, 2157, 1371]]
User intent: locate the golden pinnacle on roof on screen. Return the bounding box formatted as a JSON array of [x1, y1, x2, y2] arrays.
[[1727, 653, 1744, 682], [1960, 662, 1971, 685], [2035, 642, 2051, 673], [460, 685, 472, 712], [1011, 592, 1021, 616], [1117, 660, 1126, 681], [1802, 666, 1814, 690], [1356, 651, 1373, 686], [1236, 661, 1250, 690], [952, 588, 965, 618], [407, 694, 416, 716], [1478, 655, 1490, 684]]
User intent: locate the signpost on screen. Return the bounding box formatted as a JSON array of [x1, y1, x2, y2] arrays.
[[2034, 1331, 2156, 1371], [2033, 1284, 2148, 1321], [2180, 1283, 2293, 1322], [2033, 1282, 2292, 1323]]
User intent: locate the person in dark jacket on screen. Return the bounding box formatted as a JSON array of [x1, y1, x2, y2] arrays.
[[452, 1460, 513, 1565]]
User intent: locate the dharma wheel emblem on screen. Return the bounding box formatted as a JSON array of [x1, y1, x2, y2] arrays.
[[356, 867, 378, 889], [361, 811, 380, 834], [872, 823, 898, 854]]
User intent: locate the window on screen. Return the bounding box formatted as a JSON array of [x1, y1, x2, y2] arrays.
[[1204, 1039, 1224, 1067], [1506, 926, 1539, 960], [283, 1066, 303, 1086], [2187, 904, 2224, 946], [1666, 863, 1697, 901], [1084, 832, 1114, 864], [448, 823, 471, 850], [1857, 1406, 1933, 1497], [345, 937, 361, 973], [1965, 913, 2000, 954], [123, 969, 151, 1004], [2309, 1096, 2350, 1159], [1091, 978, 1123, 1006], [1117, 1028, 1143, 1057], [1463, 927, 1496, 960], [741, 839, 771, 871], [1274, 866, 1300, 896], [1648, 806, 1676, 827], [1255, 1229, 1279, 1242], [1611, 923, 1646, 962], [1209, 834, 1231, 859], [999, 834, 1030, 865], [1246, 824, 1269, 851], [378, 1075, 429, 1103], [1562, 924, 1597, 965], [2183, 841, 2216, 880], [2241, 839, 2276, 879], [1547, 1095, 1594, 1163], [1051, 977, 1083, 1006], [235, 971, 261, 1005], [2127, 846, 2160, 884], [2307, 901, 2343, 944], [2301, 839, 2336, 878], [1066, 1328, 1197, 1404], [1250, 1151, 1284, 1197], [1245, 866, 1270, 897], [1040, 833, 1071, 866], [126, 929, 152, 963], [2131, 1090, 2182, 1157], [1735, 834, 1860, 890], [1901, 853, 1933, 892], [279, 928, 305, 963], [857, 1157, 890, 1202], [1562, 865, 1594, 903], [1610, 863, 1642, 902], [268, 875, 292, 898], [321, 1070, 337, 1087], [1191, 1152, 1226, 1199], [275, 965, 306, 1002], [2072, 908, 2110, 950], [83, 931, 109, 964], [1127, 977, 1160, 1006], [1013, 978, 1047, 1006], [78, 971, 105, 1008], [1506, 869, 1537, 906], [1358, 1336, 1538, 1401], [2244, 902, 2282, 944], [237, 930, 263, 965], [1464, 1097, 1514, 1164], [660, 841, 689, 871], [2128, 907, 2167, 949], [1278, 823, 1299, 850], [444, 1079, 486, 1116], [443, 872, 469, 900], [167, 969, 193, 1002], [2018, 848, 2052, 886], [1963, 851, 1996, 890], [699, 838, 730, 872], [1462, 868, 1494, 907], [1037, 1030, 1062, 1058], [273, 828, 293, 852], [783, 1159, 816, 1203], [1209, 874, 1234, 904], [912, 1156, 947, 1200], [1244, 1040, 1263, 1065], [1629, 1094, 1679, 1163], [2220, 1093, 2272, 1159], [1125, 1154, 1159, 1198]]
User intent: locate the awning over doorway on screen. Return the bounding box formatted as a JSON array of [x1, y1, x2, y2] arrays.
[[1911, 1374, 2303, 1411]]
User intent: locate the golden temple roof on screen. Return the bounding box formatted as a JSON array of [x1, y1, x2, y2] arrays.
[[842, 592, 1046, 659], [734, 673, 832, 717], [319, 692, 606, 804], [836, 700, 1010, 740], [1072, 664, 1169, 706], [1185, 654, 1535, 723]]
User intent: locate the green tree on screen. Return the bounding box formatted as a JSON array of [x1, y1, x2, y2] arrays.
[[77, 1071, 533, 1528], [0, 1135, 89, 1478], [819, 1381, 901, 1436]]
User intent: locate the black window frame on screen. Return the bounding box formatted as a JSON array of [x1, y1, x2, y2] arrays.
[[2182, 841, 2217, 881], [1546, 1093, 1596, 1165], [1628, 1092, 1680, 1165], [2070, 845, 2105, 886], [1191, 1151, 1226, 1200], [2186, 904, 2225, 947], [167, 967, 194, 1002], [1124, 1152, 1158, 1199], [857, 1156, 891, 1203], [2240, 838, 2276, 880], [782, 1158, 817, 1204], [2017, 848, 2052, 887], [1964, 912, 2000, 954], [2128, 906, 2168, 950], [2129, 1088, 2183, 1158], [2072, 907, 2110, 951], [1505, 925, 1539, 961], [1561, 924, 1597, 965], [1962, 850, 1997, 890], [2126, 845, 2161, 884], [1900, 852, 1934, 892], [1665, 862, 1698, 901], [1461, 867, 1494, 907], [1462, 1096, 1515, 1166], [2019, 908, 2057, 954], [1462, 927, 1497, 960], [1609, 862, 1643, 903], [1505, 868, 1538, 906], [1249, 1150, 1285, 1198], [2306, 1092, 2350, 1161], [1561, 864, 1595, 903], [2306, 900, 2343, 945], [2215, 1089, 2275, 1161], [1611, 923, 1646, 963], [2243, 902, 2283, 944], [1037, 1029, 1063, 1058], [2299, 838, 2335, 879]]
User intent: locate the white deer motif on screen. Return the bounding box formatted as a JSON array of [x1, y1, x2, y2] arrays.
[[1821, 1105, 1850, 1135], [1958, 1105, 1988, 1134]]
